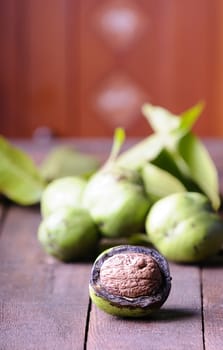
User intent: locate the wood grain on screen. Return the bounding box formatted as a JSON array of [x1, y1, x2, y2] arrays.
[[87, 264, 203, 350], [0, 206, 43, 264], [0, 264, 92, 350], [202, 263, 223, 350], [0, 205, 92, 350]]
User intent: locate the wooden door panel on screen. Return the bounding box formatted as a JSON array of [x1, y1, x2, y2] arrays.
[[80, 0, 117, 136], [210, 0, 223, 137], [167, 0, 214, 136], [80, 0, 153, 137], [0, 0, 19, 136], [80, 0, 216, 137], [28, 0, 68, 137], [0, 0, 223, 137]]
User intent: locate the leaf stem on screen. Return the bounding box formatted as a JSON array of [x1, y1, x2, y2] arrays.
[[106, 128, 126, 166]]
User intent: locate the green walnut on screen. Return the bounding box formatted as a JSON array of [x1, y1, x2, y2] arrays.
[[40, 176, 87, 218], [89, 245, 172, 317], [38, 207, 99, 262], [82, 167, 151, 238], [145, 192, 223, 263]]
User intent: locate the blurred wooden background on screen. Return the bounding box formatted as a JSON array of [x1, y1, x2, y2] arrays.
[[1, 0, 223, 138]]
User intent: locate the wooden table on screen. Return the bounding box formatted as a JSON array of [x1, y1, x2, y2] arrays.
[[1, 138, 223, 350]]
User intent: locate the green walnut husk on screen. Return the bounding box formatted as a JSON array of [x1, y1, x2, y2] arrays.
[[82, 128, 151, 238], [38, 207, 99, 262], [83, 167, 151, 238], [40, 176, 87, 218], [89, 245, 172, 317], [145, 192, 223, 263]]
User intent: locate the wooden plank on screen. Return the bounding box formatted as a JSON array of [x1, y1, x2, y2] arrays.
[[0, 204, 3, 224], [0, 206, 43, 264], [0, 264, 91, 350], [0, 301, 88, 350], [0, 203, 6, 240], [86, 264, 203, 350], [202, 262, 223, 350], [0, 206, 92, 349], [0, 263, 51, 302]]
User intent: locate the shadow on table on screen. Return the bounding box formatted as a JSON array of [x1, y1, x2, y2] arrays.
[[199, 251, 223, 268], [150, 307, 199, 322], [120, 307, 199, 323]]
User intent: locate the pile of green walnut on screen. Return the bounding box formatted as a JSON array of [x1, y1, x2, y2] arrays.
[[37, 103, 223, 264]]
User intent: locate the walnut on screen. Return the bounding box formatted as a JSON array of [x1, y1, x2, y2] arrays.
[[100, 253, 162, 298], [89, 245, 172, 317]]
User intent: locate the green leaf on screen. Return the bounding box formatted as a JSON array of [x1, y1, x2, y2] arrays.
[[142, 101, 204, 137], [151, 148, 188, 182], [117, 102, 204, 172], [0, 136, 46, 205], [141, 162, 186, 203], [142, 103, 180, 133], [177, 132, 220, 210], [116, 134, 165, 171], [177, 101, 205, 134], [40, 145, 100, 181], [151, 147, 201, 192]]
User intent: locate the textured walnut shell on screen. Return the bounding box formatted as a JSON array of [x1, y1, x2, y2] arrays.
[[89, 245, 172, 318]]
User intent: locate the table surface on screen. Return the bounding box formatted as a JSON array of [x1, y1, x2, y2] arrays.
[[1, 138, 223, 350]]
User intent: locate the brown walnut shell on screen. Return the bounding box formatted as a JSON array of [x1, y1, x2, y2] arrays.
[[89, 245, 172, 317]]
